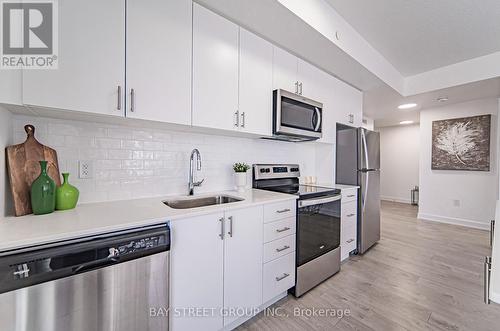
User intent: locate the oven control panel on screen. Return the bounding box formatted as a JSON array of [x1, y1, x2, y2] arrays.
[[253, 164, 300, 180]]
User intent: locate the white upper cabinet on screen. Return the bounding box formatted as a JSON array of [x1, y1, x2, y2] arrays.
[[223, 206, 264, 326], [238, 29, 273, 136], [23, 0, 125, 116], [332, 78, 363, 127], [0, 71, 22, 105], [272, 47, 298, 93], [297, 59, 327, 101], [192, 3, 239, 131], [126, 0, 191, 125]]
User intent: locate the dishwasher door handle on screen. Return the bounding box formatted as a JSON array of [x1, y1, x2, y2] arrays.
[[73, 257, 119, 274]]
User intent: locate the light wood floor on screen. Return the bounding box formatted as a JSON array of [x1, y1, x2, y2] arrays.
[[238, 201, 499, 331]]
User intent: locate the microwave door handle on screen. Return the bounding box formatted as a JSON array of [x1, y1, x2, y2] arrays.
[[314, 107, 321, 132]]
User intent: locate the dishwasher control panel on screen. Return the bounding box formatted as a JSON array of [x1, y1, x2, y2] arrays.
[[116, 235, 164, 256]]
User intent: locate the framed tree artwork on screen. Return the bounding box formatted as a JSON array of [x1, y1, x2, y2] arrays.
[[431, 114, 491, 171]]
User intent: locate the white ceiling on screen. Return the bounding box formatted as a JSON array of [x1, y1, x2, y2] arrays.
[[366, 77, 500, 127], [325, 0, 500, 76]]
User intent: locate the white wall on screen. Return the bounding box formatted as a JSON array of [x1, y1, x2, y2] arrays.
[[0, 106, 13, 217], [379, 124, 420, 204], [9, 114, 321, 204], [418, 98, 499, 230]]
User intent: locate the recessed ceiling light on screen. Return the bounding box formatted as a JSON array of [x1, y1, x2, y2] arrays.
[[399, 120, 414, 125], [398, 103, 418, 110], [437, 96, 449, 102]]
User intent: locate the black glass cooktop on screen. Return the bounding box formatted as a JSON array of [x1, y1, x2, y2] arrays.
[[265, 184, 340, 197]]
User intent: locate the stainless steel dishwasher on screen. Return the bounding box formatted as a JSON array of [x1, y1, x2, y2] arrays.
[[0, 224, 170, 331]]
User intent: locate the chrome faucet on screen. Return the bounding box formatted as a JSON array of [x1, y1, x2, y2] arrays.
[[188, 149, 204, 195]]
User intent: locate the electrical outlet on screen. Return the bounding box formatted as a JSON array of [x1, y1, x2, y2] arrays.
[[452, 199, 461, 207], [79, 160, 93, 179]]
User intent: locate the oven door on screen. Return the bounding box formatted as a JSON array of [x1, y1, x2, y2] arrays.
[[273, 89, 323, 139], [297, 195, 341, 266]]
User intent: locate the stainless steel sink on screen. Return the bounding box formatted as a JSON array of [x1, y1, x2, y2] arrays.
[[163, 195, 244, 209]]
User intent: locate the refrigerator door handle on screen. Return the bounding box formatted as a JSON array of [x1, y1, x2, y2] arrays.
[[361, 129, 370, 170], [362, 171, 369, 215]]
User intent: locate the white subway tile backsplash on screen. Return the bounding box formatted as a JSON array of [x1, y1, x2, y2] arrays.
[[107, 128, 133, 139], [132, 151, 155, 160], [144, 141, 163, 151], [122, 160, 144, 169], [108, 149, 133, 160], [132, 130, 153, 141], [121, 139, 143, 150], [95, 138, 121, 149], [11, 114, 320, 204]]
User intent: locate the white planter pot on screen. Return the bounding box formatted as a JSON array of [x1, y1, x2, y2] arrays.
[[235, 172, 247, 192]]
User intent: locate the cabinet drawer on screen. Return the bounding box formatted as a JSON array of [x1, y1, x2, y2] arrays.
[[341, 190, 358, 203], [342, 201, 357, 228], [341, 224, 357, 260], [264, 201, 296, 223], [263, 234, 296, 263], [264, 217, 296, 243], [263, 252, 295, 303]]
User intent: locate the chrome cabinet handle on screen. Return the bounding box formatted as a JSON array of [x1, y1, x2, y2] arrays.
[[117, 86, 122, 110], [234, 110, 240, 127], [228, 216, 233, 237], [347, 213, 355, 217], [347, 194, 355, 198], [348, 114, 354, 123], [276, 273, 290, 282], [298, 82, 303, 95], [294, 81, 299, 94], [130, 88, 135, 112], [219, 218, 225, 240], [276, 208, 290, 214], [276, 245, 290, 252], [485, 256, 492, 304], [240, 112, 246, 128], [276, 227, 290, 233], [347, 238, 355, 243], [490, 220, 495, 247]]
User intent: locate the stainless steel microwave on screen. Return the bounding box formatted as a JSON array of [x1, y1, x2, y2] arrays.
[[272, 89, 323, 142]]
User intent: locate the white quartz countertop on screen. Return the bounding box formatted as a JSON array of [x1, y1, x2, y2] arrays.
[[312, 183, 360, 190], [0, 189, 297, 253]]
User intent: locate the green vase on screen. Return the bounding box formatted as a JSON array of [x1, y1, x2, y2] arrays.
[[56, 173, 79, 210], [30, 160, 56, 215]]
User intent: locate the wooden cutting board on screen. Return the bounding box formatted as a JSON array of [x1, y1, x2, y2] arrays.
[[6, 125, 61, 216]]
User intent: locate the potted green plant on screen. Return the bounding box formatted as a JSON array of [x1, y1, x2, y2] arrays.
[[233, 162, 250, 192]]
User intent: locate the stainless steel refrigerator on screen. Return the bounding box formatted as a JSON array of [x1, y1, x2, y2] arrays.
[[336, 125, 381, 254]]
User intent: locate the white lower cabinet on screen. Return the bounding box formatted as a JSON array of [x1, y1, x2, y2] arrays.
[[170, 201, 297, 331], [341, 189, 358, 261], [263, 252, 295, 303], [169, 212, 225, 331], [262, 200, 297, 304], [170, 206, 264, 331], [223, 207, 263, 327]]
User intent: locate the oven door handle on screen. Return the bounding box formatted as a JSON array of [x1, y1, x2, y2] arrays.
[[298, 195, 341, 208]]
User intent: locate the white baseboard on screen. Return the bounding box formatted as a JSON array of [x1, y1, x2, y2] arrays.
[[490, 292, 500, 304], [381, 195, 412, 204], [417, 212, 489, 230]]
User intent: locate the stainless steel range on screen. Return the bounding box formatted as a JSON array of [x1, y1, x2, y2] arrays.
[[253, 164, 341, 297]]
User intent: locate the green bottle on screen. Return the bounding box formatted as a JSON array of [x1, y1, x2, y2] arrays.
[[30, 160, 56, 215], [56, 173, 79, 210]]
